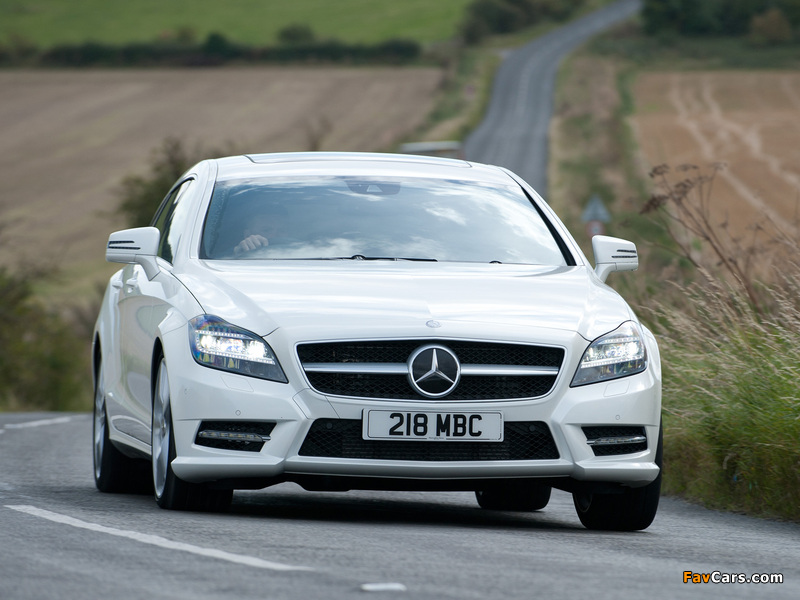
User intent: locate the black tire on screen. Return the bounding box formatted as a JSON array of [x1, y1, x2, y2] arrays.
[[151, 357, 232, 511], [573, 421, 663, 531], [475, 481, 552, 511], [93, 361, 142, 493]]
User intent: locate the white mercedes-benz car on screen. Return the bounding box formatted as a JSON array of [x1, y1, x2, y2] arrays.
[[93, 152, 662, 530]]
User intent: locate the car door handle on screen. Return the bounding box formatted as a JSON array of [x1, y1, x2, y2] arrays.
[[125, 278, 139, 291], [111, 280, 123, 289]]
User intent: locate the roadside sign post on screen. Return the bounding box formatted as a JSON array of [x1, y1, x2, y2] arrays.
[[581, 194, 611, 238]]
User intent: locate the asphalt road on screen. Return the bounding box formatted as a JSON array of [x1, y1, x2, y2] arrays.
[[464, 0, 641, 195], [1, 413, 798, 599]]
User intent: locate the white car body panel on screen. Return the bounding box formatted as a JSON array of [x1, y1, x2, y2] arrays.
[[93, 153, 662, 519], [175, 260, 634, 339]]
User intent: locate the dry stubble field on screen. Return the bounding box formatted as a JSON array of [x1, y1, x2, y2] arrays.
[[0, 67, 442, 299], [631, 71, 800, 242]]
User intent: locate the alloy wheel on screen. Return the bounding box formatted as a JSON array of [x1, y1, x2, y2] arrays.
[[152, 360, 171, 500], [92, 364, 106, 481]]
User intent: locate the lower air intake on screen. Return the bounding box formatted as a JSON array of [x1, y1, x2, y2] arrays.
[[299, 419, 559, 461]]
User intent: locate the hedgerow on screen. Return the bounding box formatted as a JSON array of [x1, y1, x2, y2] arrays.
[[0, 29, 421, 68]]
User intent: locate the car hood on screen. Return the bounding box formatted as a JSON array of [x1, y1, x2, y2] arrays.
[[175, 260, 635, 342]]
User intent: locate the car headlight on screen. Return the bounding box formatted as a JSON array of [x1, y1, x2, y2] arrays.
[[571, 322, 647, 387], [188, 315, 288, 383]]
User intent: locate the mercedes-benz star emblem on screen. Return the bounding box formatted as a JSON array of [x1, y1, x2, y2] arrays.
[[407, 344, 461, 398]]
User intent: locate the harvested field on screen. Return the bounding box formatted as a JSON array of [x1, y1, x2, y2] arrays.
[[0, 67, 442, 296], [631, 71, 800, 241]]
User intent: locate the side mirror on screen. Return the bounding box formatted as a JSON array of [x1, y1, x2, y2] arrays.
[[592, 235, 638, 283], [106, 227, 160, 280]]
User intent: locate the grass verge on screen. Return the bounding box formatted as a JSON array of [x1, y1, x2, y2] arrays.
[[550, 20, 800, 521], [649, 275, 800, 521]]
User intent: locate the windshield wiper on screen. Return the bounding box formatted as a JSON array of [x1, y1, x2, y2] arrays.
[[334, 255, 438, 262], [263, 256, 438, 262]]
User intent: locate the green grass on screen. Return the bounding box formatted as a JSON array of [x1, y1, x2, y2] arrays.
[[651, 278, 800, 522], [0, 0, 473, 47], [552, 22, 800, 521]]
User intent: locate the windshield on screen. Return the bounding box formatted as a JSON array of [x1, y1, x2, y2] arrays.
[[200, 176, 570, 265]]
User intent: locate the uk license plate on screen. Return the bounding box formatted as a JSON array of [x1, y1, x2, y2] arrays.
[[363, 410, 503, 442]]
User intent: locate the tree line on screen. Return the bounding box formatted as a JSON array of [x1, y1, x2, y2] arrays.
[[0, 25, 420, 67], [642, 0, 800, 42]]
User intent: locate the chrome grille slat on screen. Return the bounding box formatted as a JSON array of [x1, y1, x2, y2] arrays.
[[303, 363, 559, 377], [297, 340, 564, 400], [303, 363, 409, 374]]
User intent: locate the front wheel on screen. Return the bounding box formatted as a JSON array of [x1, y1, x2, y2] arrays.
[[94, 360, 146, 493], [151, 357, 232, 511], [573, 421, 663, 531]]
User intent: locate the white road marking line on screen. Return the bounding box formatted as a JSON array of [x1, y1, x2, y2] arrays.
[[6, 505, 313, 572], [4, 416, 73, 429], [361, 583, 407, 592]]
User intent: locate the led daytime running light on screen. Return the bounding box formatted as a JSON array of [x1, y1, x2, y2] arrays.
[[581, 336, 644, 367]]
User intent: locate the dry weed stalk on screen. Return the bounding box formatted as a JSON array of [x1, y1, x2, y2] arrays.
[[640, 163, 799, 316], [639, 164, 800, 520]]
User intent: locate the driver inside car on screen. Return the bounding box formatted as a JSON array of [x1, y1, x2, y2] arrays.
[[232, 203, 287, 256]]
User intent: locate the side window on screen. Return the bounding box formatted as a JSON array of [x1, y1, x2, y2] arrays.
[[151, 179, 195, 264]]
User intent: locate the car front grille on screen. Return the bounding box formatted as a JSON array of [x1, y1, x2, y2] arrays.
[[297, 340, 564, 400], [298, 419, 559, 461]]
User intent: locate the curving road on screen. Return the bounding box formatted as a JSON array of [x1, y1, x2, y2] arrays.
[[4, 3, 800, 598], [1, 413, 799, 599], [465, 0, 641, 195]]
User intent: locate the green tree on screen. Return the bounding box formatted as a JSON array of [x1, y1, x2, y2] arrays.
[[460, 0, 585, 44], [777, 0, 800, 27], [750, 7, 794, 44], [0, 261, 86, 411], [277, 24, 316, 45], [117, 137, 193, 227], [642, 0, 799, 36]]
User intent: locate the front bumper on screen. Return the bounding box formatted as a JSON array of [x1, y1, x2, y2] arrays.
[[166, 335, 661, 489]]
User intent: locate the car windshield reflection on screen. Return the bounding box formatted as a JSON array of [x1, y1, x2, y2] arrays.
[[200, 177, 568, 265]]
